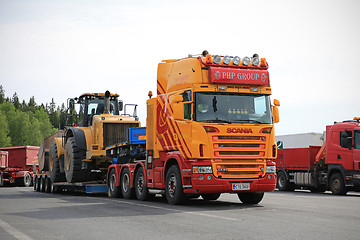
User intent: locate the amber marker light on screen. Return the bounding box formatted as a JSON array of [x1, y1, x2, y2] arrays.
[[204, 126, 219, 133], [148, 91, 153, 99], [205, 54, 213, 64], [260, 58, 267, 67]]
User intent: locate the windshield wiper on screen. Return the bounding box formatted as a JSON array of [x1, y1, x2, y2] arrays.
[[202, 120, 232, 124], [232, 120, 264, 124]]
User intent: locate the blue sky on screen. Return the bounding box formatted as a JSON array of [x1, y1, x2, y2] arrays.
[[1, 0, 359, 135]]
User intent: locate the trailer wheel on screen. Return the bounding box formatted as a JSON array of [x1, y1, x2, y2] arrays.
[[49, 141, 66, 182], [201, 193, 221, 201], [44, 178, 52, 193], [135, 167, 154, 201], [40, 177, 46, 192], [23, 172, 32, 187], [108, 168, 122, 198], [121, 168, 135, 199], [329, 173, 347, 195], [64, 137, 88, 183], [165, 165, 186, 205], [237, 192, 264, 204]]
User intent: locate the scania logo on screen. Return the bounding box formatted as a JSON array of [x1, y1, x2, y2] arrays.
[[227, 128, 253, 133]]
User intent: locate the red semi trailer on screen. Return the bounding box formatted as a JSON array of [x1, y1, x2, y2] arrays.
[[0, 146, 39, 187], [275, 119, 360, 195]]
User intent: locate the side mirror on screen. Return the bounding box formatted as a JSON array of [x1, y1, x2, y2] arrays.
[[118, 100, 123, 112], [272, 105, 279, 123], [274, 99, 280, 107]]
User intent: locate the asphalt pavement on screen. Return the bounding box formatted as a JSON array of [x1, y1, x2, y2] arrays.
[[0, 187, 359, 240]]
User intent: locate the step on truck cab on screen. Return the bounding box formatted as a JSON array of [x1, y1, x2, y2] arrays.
[[107, 51, 280, 204]]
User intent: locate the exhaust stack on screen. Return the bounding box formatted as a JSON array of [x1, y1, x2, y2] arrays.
[[104, 90, 111, 114]]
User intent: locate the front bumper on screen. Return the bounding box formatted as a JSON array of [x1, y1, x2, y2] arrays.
[[182, 171, 276, 194]]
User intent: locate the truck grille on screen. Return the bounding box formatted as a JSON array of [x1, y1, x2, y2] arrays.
[[103, 123, 139, 148], [211, 135, 266, 179]]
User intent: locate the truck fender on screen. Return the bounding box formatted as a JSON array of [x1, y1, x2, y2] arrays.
[[65, 127, 87, 151]]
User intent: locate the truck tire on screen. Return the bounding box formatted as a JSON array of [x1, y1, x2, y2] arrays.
[[120, 168, 135, 199], [329, 173, 347, 195], [44, 178, 52, 193], [134, 167, 155, 201], [108, 168, 122, 198], [237, 192, 264, 204], [40, 177, 46, 192], [35, 177, 41, 192], [49, 141, 66, 182], [277, 171, 294, 191], [165, 165, 186, 205], [24, 172, 32, 187], [64, 137, 88, 183], [201, 193, 221, 201], [0, 174, 4, 186]]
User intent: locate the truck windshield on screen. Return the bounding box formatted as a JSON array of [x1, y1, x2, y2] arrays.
[[194, 93, 272, 124], [355, 131, 360, 150]]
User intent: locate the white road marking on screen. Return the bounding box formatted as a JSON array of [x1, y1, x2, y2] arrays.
[[0, 218, 34, 240], [104, 198, 238, 221]]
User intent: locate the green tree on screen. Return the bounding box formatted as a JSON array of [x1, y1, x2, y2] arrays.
[[12, 92, 21, 109], [0, 85, 5, 104], [0, 110, 11, 147]]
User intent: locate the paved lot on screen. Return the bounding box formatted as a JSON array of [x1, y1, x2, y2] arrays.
[[0, 187, 359, 240]]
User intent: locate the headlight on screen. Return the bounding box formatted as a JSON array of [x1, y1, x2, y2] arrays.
[[193, 166, 212, 174], [242, 56, 250, 66], [213, 55, 221, 64], [252, 57, 260, 66], [223, 55, 231, 65], [233, 56, 241, 65], [266, 165, 276, 174]]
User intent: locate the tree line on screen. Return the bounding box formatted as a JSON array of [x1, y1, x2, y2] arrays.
[[0, 85, 67, 147]]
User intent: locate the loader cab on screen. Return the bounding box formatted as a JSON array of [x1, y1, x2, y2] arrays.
[[67, 93, 122, 127]]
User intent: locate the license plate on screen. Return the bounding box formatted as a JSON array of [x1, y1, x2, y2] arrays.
[[232, 183, 250, 191]]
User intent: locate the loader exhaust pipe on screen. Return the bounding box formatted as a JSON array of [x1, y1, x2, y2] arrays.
[[104, 90, 111, 114]]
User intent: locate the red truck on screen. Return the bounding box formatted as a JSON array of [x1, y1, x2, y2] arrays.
[[0, 146, 39, 187], [275, 119, 360, 195]]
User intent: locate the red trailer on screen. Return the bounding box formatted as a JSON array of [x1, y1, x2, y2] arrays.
[[0, 146, 39, 187]]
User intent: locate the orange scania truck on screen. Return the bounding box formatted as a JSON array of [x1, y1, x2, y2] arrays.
[[106, 51, 280, 204]]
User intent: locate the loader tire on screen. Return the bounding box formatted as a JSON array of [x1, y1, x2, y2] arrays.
[[64, 137, 88, 183], [49, 141, 66, 183]]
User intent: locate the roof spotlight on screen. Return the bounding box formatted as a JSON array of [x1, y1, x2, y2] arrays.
[[252, 57, 260, 66], [243, 56, 251, 66], [213, 55, 221, 64], [223, 55, 231, 65], [233, 56, 241, 65]]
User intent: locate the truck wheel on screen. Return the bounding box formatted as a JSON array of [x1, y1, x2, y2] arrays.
[[165, 165, 186, 205], [135, 167, 154, 201], [23, 172, 32, 187], [33, 177, 37, 190], [108, 168, 122, 198], [64, 137, 88, 183], [238, 192, 264, 204], [201, 193, 221, 201], [329, 173, 347, 195], [277, 171, 294, 191], [121, 168, 135, 199], [49, 141, 66, 182]]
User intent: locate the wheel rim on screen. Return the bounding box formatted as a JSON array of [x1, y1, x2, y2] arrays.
[[137, 172, 144, 194], [278, 174, 285, 188], [110, 174, 116, 192], [25, 174, 31, 185], [168, 173, 176, 197], [332, 178, 340, 191], [122, 173, 129, 193]]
